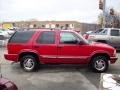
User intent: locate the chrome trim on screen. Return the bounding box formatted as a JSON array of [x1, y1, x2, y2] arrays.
[[41, 55, 88, 59], [41, 55, 57, 58], [57, 56, 88, 59]]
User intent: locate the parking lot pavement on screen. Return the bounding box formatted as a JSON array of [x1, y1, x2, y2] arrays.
[[1, 47, 120, 90]]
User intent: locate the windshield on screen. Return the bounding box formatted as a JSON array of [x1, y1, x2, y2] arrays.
[[93, 29, 104, 34]]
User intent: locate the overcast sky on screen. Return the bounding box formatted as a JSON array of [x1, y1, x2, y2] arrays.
[[0, 0, 120, 23]]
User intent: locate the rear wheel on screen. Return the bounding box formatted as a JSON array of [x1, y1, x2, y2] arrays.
[[20, 55, 39, 72], [90, 55, 109, 73]]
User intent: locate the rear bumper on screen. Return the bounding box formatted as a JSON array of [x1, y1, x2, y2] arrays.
[[110, 57, 118, 64], [4, 54, 18, 62]]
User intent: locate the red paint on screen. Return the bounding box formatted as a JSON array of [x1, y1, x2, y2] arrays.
[[4, 29, 117, 65]]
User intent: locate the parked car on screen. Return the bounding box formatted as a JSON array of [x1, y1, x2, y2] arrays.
[[4, 29, 117, 72], [0, 29, 9, 40], [84, 28, 120, 49], [2, 29, 15, 36]]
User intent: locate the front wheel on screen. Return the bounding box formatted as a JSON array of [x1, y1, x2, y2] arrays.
[[20, 55, 39, 72], [90, 55, 109, 73]]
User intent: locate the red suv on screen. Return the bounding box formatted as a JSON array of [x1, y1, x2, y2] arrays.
[[4, 29, 117, 72]]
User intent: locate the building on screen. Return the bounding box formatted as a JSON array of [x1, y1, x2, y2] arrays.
[[1, 23, 13, 29], [1, 21, 100, 34]]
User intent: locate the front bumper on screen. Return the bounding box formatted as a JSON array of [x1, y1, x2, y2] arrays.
[[4, 54, 18, 62], [110, 57, 118, 64]]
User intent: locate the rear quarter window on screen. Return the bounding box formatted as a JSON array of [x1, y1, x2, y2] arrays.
[[9, 31, 35, 43]]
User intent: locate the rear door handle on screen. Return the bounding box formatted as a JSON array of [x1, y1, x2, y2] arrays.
[[34, 45, 39, 48], [57, 45, 63, 48]]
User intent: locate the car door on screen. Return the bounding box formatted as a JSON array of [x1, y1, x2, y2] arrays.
[[57, 31, 90, 64], [109, 29, 120, 47], [34, 31, 58, 63]]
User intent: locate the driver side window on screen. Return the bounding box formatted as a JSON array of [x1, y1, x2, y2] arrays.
[[60, 32, 79, 44]]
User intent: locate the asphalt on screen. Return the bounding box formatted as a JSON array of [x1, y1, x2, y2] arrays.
[[1, 47, 120, 90]]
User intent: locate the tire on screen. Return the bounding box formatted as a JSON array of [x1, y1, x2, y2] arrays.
[[20, 55, 39, 72], [90, 55, 109, 73]]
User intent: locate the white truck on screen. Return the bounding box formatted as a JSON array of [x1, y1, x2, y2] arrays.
[[86, 28, 120, 49]]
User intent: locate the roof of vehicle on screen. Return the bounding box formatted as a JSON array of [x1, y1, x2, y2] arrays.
[[101, 28, 120, 30], [35, 29, 77, 33], [15, 29, 80, 35]]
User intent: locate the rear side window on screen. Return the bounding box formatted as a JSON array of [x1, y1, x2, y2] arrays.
[[9, 31, 35, 43], [36, 31, 55, 44], [111, 30, 119, 36]]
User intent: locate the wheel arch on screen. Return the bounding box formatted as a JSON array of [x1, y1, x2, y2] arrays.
[[89, 53, 110, 64], [18, 51, 40, 63]]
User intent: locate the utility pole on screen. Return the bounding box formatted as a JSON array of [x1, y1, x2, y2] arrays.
[[99, 0, 106, 28], [103, 0, 106, 28]]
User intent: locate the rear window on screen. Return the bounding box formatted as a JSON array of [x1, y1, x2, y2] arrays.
[[9, 31, 35, 43]]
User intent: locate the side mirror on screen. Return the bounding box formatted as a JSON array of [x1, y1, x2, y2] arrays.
[[78, 40, 84, 45]]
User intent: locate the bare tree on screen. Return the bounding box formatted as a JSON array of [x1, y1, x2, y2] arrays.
[[98, 8, 120, 28]]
